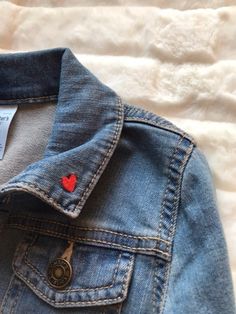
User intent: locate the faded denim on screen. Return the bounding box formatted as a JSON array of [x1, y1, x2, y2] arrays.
[[0, 48, 235, 313]]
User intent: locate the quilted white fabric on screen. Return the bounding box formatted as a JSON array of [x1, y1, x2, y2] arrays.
[[0, 0, 235, 295]]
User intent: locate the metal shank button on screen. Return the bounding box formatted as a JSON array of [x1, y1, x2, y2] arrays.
[[47, 258, 72, 289]]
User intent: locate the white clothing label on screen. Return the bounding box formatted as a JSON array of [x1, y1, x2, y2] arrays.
[[0, 105, 18, 160]]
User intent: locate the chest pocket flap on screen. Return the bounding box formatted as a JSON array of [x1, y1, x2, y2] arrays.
[[12, 233, 135, 309]]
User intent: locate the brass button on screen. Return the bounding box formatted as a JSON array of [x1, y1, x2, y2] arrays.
[[47, 258, 72, 289]]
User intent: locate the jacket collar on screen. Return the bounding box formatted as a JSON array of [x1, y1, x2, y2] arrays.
[[0, 48, 124, 218]]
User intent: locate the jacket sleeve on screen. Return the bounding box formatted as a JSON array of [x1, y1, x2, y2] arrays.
[[163, 146, 235, 314]]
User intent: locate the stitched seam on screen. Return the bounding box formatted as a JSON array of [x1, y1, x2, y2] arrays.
[[0, 95, 57, 102], [23, 234, 123, 292], [159, 143, 195, 314], [8, 278, 23, 314], [1, 96, 124, 216], [0, 274, 17, 313], [12, 224, 170, 255], [26, 253, 122, 292], [1, 183, 66, 214], [159, 260, 172, 314], [158, 135, 184, 241], [8, 223, 170, 257], [115, 301, 123, 314], [8, 214, 170, 244], [14, 253, 134, 305], [156, 260, 169, 314], [152, 139, 193, 314], [124, 117, 194, 143], [152, 257, 159, 313], [75, 96, 124, 213], [168, 143, 194, 241], [1, 234, 31, 313]]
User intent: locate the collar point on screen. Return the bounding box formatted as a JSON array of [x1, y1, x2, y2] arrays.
[[0, 182, 80, 219]]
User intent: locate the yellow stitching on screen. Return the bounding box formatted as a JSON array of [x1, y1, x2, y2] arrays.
[[24, 238, 123, 293], [75, 96, 124, 212], [124, 116, 194, 143], [3, 97, 124, 217], [8, 224, 170, 257], [169, 142, 194, 242], [158, 135, 184, 238], [9, 214, 170, 244], [1, 183, 65, 213], [13, 254, 134, 305], [152, 257, 158, 313]]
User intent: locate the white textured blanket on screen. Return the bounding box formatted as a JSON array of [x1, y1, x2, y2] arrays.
[[0, 0, 235, 295]]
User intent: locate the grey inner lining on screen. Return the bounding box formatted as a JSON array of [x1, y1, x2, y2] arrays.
[[0, 102, 57, 186]]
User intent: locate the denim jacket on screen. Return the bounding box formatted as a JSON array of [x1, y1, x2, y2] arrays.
[[0, 47, 235, 314]]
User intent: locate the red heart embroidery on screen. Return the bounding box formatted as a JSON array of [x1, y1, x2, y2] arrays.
[[61, 173, 77, 192]]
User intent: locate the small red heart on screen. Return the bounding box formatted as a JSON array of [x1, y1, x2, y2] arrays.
[[60, 173, 77, 192]]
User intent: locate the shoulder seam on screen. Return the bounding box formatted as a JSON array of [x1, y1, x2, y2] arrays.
[[159, 139, 195, 314], [124, 116, 196, 144], [124, 103, 196, 145]]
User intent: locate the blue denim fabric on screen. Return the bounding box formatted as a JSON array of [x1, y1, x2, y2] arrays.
[[0, 47, 235, 313]]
